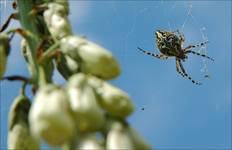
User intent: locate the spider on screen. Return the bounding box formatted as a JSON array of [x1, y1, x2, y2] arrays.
[[138, 29, 214, 85]]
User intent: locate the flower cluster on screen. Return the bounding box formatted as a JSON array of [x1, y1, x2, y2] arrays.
[[1, 0, 151, 149], [43, 2, 120, 80], [29, 73, 137, 148]]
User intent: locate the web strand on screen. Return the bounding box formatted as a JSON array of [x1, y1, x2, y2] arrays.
[[123, 7, 148, 65], [178, 2, 211, 79], [181, 3, 193, 31]]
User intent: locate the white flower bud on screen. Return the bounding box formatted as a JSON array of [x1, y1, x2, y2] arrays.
[[56, 54, 79, 79], [20, 39, 35, 76], [75, 133, 104, 150], [65, 55, 79, 72], [88, 76, 134, 118], [60, 36, 85, 60], [8, 95, 40, 150], [43, 3, 72, 40], [60, 36, 120, 80], [46, 0, 70, 14], [0, 33, 10, 79], [29, 84, 75, 146], [67, 74, 105, 132], [105, 119, 152, 150], [8, 124, 40, 150], [106, 121, 134, 149], [20, 39, 29, 63]]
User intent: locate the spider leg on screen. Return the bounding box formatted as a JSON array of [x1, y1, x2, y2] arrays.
[[177, 59, 202, 85], [175, 58, 185, 77], [137, 47, 168, 60], [185, 50, 214, 61], [183, 41, 209, 51]]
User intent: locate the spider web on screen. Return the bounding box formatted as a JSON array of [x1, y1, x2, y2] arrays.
[[162, 1, 211, 80], [180, 2, 211, 79], [123, 7, 149, 66], [119, 1, 211, 80]]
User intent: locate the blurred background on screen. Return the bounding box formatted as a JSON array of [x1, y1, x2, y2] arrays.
[[0, 1, 231, 149]]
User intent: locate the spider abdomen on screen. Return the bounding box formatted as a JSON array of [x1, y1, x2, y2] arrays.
[[158, 42, 181, 57], [156, 31, 182, 57]]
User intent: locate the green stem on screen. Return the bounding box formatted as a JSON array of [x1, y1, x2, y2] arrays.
[[38, 65, 48, 86], [17, 0, 39, 86], [40, 41, 60, 63], [17, 0, 52, 87], [19, 82, 27, 96]]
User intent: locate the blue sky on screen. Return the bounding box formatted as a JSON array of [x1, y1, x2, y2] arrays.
[[0, 1, 231, 149]]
